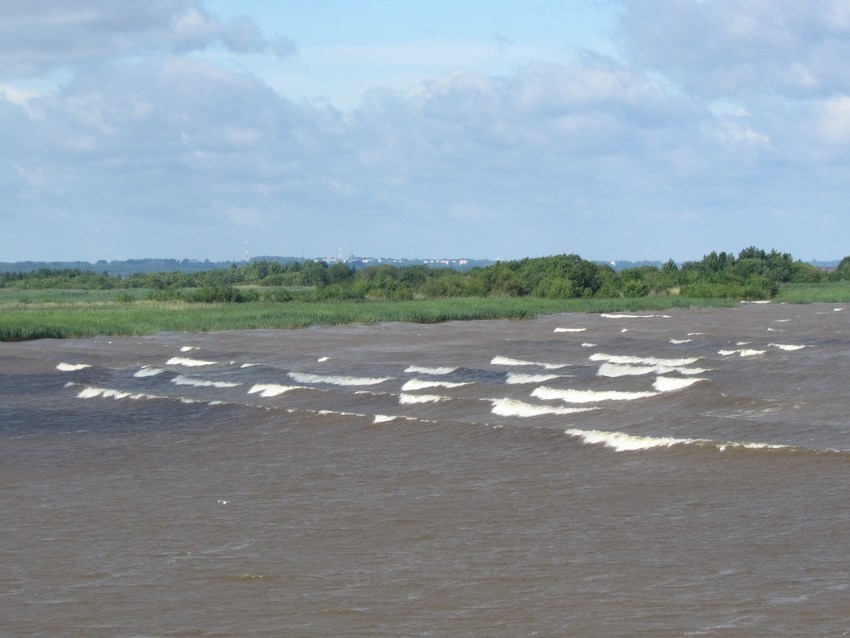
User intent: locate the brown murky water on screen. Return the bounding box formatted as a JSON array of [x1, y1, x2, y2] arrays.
[[2, 304, 850, 636]]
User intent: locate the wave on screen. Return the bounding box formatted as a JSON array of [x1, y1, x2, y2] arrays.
[[489, 398, 597, 417], [404, 365, 457, 375], [248, 384, 305, 398], [719, 349, 765, 357], [532, 386, 657, 403], [652, 376, 705, 392], [179, 346, 198, 352], [491, 356, 567, 370], [401, 379, 470, 391], [669, 339, 692, 344], [287, 371, 391, 386], [399, 393, 447, 404], [769, 343, 807, 351], [600, 313, 671, 319], [564, 428, 794, 453], [581, 343, 596, 348], [74, 385, 201, 404], [172, 375, 242, 389], [134, 366, 164, 378], [166, 357, 218, 367], [56, 363, 91, 372], [597, 362, 707, 378], [590, 352, 700, 367], [506, 372, 563, 385], [554, 327, 587, 333]]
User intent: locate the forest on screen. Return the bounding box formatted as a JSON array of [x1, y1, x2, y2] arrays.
[[2, 247, 847, 304]]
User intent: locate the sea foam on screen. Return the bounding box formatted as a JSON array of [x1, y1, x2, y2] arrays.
[[56, 363, 91, 372], [554, 327, 587, 333], [532, 386, 657, 403], [172, 375, 242, 389], [399, 393, 447, 404], [288, 372, 391, 386], [590, 352, 700, 367], [248, 383, 305, 397], [490, 398, 596, 417], [166, 357, 218, 367], [565, 428, 793, 453], [401, 379, 470, 391], [491, 356, 567, 370], [134, 366, 164, 377], [769, 343, 806, 351], [506, 372, 563, 385]]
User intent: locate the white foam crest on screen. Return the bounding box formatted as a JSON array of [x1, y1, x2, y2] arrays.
[[134, 366, 164, 377], [532, 386, 657, 403], [491, 356, 566, 370], [581, 342, 596, 348], [687, 332, 705, 336], [240, 363, 258, 368], [669, 338, 692, 344], [166, 357, 218, 367], [172, 375, 241, 389], [774, 319, 791, 322], [179, 346, 198, 352], [77, 386, 157, 401], [317, 356, 330, 362], [288, 371, 391, 386], [597, 362, 662, 377], [506, 372, 563, 384], [56, 363, 90, 372], [248, 383, 304, 397], [565, 428, 794, 453], [835, 308, 843, 312], [404, 365, 457, 375], [740, 349, 766, 357], [601, 313, 671, 319], [399, 393, 447, 404], [401, 379, 470, 391], [769, 343, 806, 351], [554, 327, 587, 333], [489, 398, 597, 417], [652, 376, 705, 392], [373, 414, 398, 423], [590, 352, 699, 367], [566, 428, 695, 451]]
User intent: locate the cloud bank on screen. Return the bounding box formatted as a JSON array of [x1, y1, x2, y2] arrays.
[[1, 0, 849, 262]]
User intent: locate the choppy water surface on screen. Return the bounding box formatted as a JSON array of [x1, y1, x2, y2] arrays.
[[2, 304, 850, 636]]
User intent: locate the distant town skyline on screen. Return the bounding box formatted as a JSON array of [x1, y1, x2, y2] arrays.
[[3, 1, 850, 263]]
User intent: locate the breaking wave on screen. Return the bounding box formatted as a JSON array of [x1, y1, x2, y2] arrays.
[[399, 393, 447, 404], [288, 372, 392, 386], [532, 386, 657, 403], [172, 375, 242, 389], [166, 357, 218, 367], [491, 356, 567, 370], [554, 327, 587, 333], [652, 376, 705, 392], [134, 366, 164, 378], [489, 398, 597, 417], [505, 372, 563, 385], [56, 363, 91, 372], [565, 428, 794, 453], [770, 343, 807, 351], [590, 352, 700, 367], [248, 384, 305, 398], [601, 313, 671, 319]]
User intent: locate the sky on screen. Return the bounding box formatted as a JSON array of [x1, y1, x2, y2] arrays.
[[2, 1, 850, 263]]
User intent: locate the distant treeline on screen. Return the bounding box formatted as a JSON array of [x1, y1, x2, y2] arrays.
[[2, 248, 847, 302]]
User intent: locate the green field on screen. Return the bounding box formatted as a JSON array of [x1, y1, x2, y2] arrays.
[[1, 282, 848, 342]]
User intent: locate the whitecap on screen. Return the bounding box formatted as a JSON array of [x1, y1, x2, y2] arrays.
[[769, 343, 806, 351], [288, 371, 391, 386], [134, 366, 164, 377], [399, 393, 447, 404], [506, 372, 563, 385], [489, 398, 597, 417], [317, 356, 330, 362], [565, 428, 696, 451], [491, 356, 567, 370], [248, 383, 304, 397], [669, 339, 692, 344], [77, 386, 153, 401], [56, 363, 90, 372], [373, 414, 397, 423], [739, 349, 766, 357], [581, 343, 596, 348], [240, 363, 259, 368], [590, 352, 700, 367], [166, 357, 218, 367], [404, 365, 457, 375], [554, 327, 586, 333], [601, 313, 671, 319], [401, 379, 470, 391], [532, 386, 657, 403], [652, 376, 705, 392], [179, 346, 198, 352], [172, 375, 242, 389]]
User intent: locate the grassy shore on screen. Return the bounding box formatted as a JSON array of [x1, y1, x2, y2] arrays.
[[0, 294, 740, 341], [1, 282, 848, 341]]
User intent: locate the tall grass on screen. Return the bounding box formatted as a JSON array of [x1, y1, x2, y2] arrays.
[[0, 295, 740, 341], [775, 281, 850, 304]]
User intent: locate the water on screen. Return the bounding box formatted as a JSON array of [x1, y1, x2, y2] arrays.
[[2, 304, 850, 636]]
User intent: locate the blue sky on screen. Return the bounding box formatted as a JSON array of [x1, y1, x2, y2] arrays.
[[2, 1, 849, 263]]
